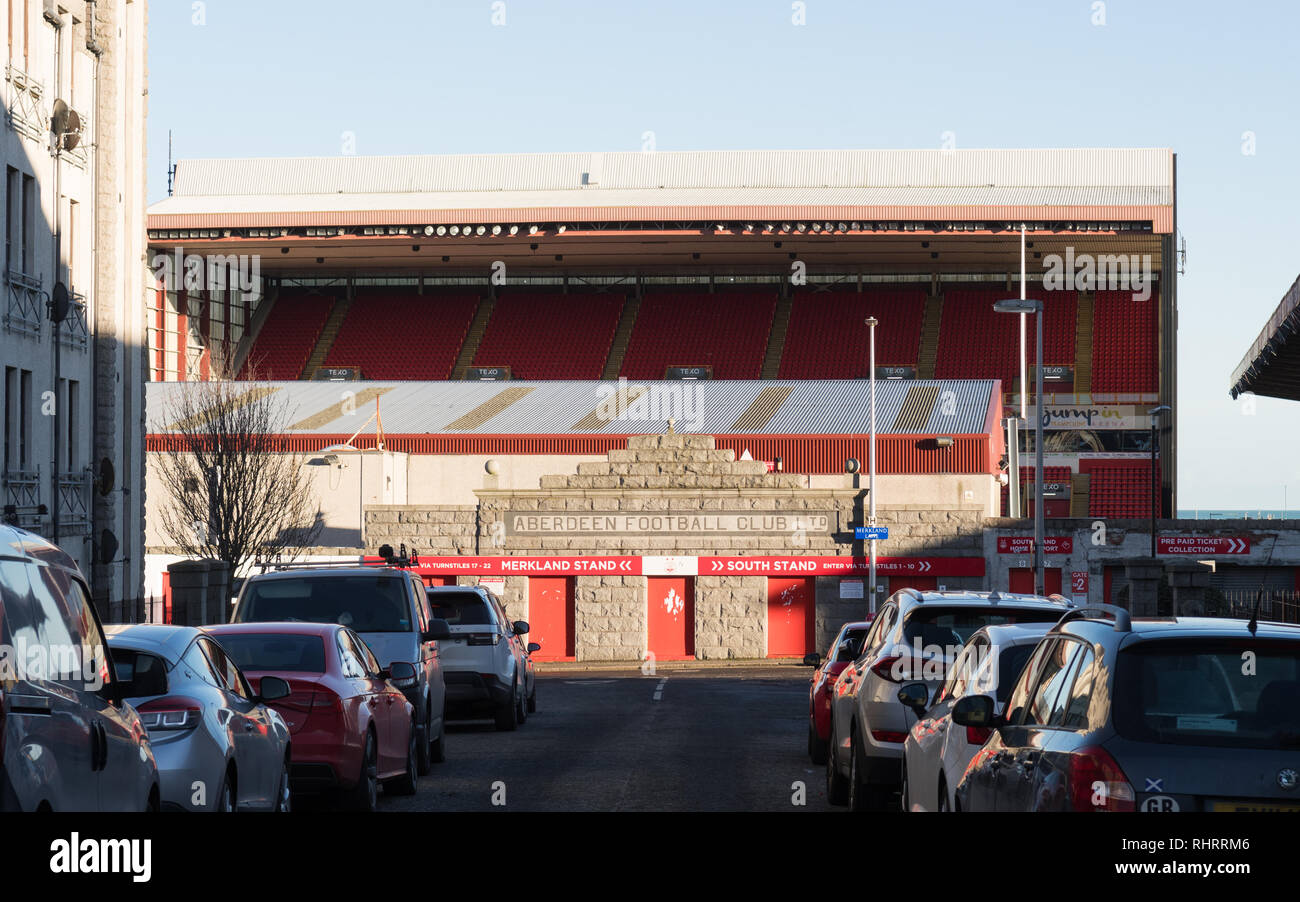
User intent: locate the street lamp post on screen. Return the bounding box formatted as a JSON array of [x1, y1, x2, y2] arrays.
[[1148, 405, 1171, 558], [866, 317, 879, 605], [995, 297, 1046, 594]]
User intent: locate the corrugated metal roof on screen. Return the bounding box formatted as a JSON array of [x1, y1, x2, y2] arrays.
[[146, 379, 999, 437], [170, 149, 1173, 197]]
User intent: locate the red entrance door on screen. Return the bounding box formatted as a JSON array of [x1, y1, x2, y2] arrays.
[[767, 577, 814, 657], [422, 576, 454, 587], [528, 576, 575, 661], [1008, 568, 1063, 595], [647, 577, 694, 660]]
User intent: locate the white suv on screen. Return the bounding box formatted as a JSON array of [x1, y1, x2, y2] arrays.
[[427, 586, 538, 731], [826, 589, 1072, 811]]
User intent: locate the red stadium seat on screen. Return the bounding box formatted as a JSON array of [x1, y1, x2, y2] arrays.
[[239, 290, 334, 380], [934, 287, 1077, 387], [1091, 289, 1158, 393], [778, 287, 925, 378], [620, 287, 776, 379], [1083, 459, 1159, 518], [324, 291, 479, 380], [473, 291, 624, 380]]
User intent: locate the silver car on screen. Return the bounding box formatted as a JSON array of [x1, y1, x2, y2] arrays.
[[106, 624, 293, 812]]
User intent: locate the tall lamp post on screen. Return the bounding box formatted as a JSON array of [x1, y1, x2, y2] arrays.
[[995, 297, 1045, 594], [865, 317, 879, 606], [1148, 405, 1171, 558]]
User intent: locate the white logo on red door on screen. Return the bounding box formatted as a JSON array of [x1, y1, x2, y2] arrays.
[[664, 588, 685, 619]]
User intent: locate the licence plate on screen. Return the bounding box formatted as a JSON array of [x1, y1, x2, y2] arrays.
[[1210, 800, 1300, 813]]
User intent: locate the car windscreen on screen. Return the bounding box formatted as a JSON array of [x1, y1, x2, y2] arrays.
[[902, 607, 1063, 653], [835, 627, 870, 662], [426, 590, 495, 626], [215, 633, 327, 674], [1114, 638, 1300, 750], [108, 647, 168, 697], [237, 576, 412, 632]]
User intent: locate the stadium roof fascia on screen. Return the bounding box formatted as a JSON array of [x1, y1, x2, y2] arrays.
[[146, 148, 1176, 236], [1230, 273, 1300, 402]]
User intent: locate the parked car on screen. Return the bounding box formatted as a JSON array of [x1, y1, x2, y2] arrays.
[[0, 524, 160, 812], [207, 623, 418, 810], [826, 589, 1073, 810], [897, 622, 1053, 811], [955, 606, 1300, 812], [426, 585, 537, 730], [805, 620, 873, 765], [105, 623, 291, 812], [231, 564, 450, 771]]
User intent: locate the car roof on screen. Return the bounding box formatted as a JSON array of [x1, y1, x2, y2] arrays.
[[1058, 613, 1300, 644], [839, 620, 874, 631], [0, 523, 81, 573], [973, 622, 1056, 647], [204, 622, 341, 639], [104, 623, 202, 662], [248, 566, 410, 581], [894, 589, 1071, 611]]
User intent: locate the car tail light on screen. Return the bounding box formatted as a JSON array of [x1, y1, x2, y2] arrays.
[[1067, 746, 1135, 812], [966, 726, 993, 745], [870, 656, 904, 682], [467, 633, 499, 647], [136, 696, 202, 732], [871, 730, 908, 744]]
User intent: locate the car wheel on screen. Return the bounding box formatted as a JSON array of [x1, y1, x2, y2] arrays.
[[900, 759, 911, 813], [847, 726, 866, 812], [495, 685, 519, 731], [515, 681, 528, 725], [275, 757, 292, 812], [344, 732, 378, 812], [825, 722, 849, 806], [808, 718, 829, 766], [386, 719, 419, 796], [217, 768, 235, 813], [526, 682, 537, 714], [416, 703, 433, 775], [429, 705, 447, 763]]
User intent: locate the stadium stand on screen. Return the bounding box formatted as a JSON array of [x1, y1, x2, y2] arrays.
[[1091, 288, 1159, 393], [1001, 465, 1074, 517], [777, 286, 927, 379], [322, 291, 480, 380], [471, 291, 624, 379], [934, 287, 1078, 388], [240, 290, 335, 380], [1083, 458, 1158, 518], [619, 287, 777, 380]]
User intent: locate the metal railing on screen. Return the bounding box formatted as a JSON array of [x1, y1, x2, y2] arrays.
[[57, 472, 90, 534], [5, 269, 42, 336], [1214, 589, 1300, 625], [2, 470, 44, 530], [55, 291, 89, 350], [4, 65, 45, 143]]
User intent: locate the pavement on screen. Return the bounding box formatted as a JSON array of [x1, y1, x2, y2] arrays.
[[374, 666, 836, 812]]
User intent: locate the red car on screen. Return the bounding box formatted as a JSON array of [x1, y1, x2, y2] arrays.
[[205, 623, 419, 811], [805, 620, 873, 765]]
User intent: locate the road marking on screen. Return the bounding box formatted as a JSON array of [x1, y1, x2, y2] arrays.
[[563, 679, 618, 685], [653, 678, 667, 701]]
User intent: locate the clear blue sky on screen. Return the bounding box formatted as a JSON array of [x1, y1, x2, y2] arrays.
[[146, 0, 1300, 510]]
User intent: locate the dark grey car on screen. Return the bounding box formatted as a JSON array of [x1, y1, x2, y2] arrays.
[[954, 606, 1300, 812]]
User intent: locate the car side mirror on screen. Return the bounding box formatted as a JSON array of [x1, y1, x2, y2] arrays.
[[423, 619, 451, 642], [527, 642, 541, 653], [257, 675, 291, 703], [384, 660, 417, 688], [802, 653, 821, 667], [951, 694, 999, 729], [896, 682, 930, 718], [513, 620, 530, 635]]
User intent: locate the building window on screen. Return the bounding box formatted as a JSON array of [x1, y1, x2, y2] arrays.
[[64, 379, 78, 471], [3, 367, 14, 473], [19, 369, 31, 469]]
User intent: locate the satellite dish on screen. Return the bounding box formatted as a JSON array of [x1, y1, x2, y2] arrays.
[[97, 457, 115, 496], [50, 100, 83, 151], [99, 529, 119, 565], [51, 282, 70, 323]]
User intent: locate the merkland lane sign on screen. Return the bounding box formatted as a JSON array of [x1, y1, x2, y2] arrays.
[[855, 526, 889, 540]]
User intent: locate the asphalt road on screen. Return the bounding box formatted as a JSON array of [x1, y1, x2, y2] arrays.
[[378, 666, 836, 812]]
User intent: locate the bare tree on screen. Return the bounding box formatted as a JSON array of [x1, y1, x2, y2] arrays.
[[156, 354, 322, 572]]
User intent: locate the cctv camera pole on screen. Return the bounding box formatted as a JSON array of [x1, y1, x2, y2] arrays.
[[866, 317, 879, 605]]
